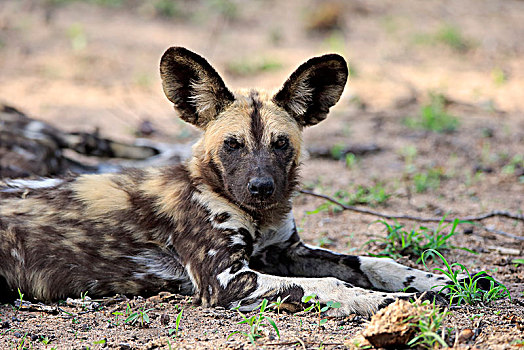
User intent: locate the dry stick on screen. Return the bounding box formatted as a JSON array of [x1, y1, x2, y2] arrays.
[[299, 190, 524, 241], [267, 340, 342, 347]]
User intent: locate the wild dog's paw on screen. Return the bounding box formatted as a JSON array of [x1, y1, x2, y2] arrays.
[[457, 272, 500, 292], [323, 290, 412, 317], [410, 291, 448, 306]]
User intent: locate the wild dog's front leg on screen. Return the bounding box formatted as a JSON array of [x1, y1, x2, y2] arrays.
[[252, 235, 449, 293], [188, 235, 409, 316], [207, 263, 411, 316]]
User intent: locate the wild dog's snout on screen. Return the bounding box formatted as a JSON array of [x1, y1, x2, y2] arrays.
[[248, 177, 274, 198]]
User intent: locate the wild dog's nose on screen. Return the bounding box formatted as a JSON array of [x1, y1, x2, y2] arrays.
[[248, 177, 274, 197]]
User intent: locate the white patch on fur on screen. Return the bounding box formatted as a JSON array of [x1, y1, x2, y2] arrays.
[[4, 178, 64, 190], [129, 253, 189, 287], [10, 249, 24, 264], [230, 235, 245, 246], [189, 79, 216, 116], [207, 249, 218, 257], [303, 243, 342, 254], [288, 79, 313, 116], [217, 263, 250, 288], [186, 263, 199, 293], [359, 256, 450, 292], [23, 121, 47, 140]]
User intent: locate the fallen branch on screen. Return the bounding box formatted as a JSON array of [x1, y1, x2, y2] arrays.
[[299, 189, 524, 241], [267, 340, 343, 347]]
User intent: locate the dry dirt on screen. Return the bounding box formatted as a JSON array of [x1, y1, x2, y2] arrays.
[[0, 0, 523, 349]]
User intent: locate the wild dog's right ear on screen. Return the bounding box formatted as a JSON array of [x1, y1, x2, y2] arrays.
[[273, 54, 348, 127], [160, 47, 235, 128]]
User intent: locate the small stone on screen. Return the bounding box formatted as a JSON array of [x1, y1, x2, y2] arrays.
[[463, 227, 474, 235], [31, 334, 39, 341], [14, 332, 22, 338], [160, 313, 170, 326], [457, 328, 474, 343], [119, 342, 132, 350]]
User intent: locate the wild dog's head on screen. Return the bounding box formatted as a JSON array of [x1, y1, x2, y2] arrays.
[[160, 47, 348, 211]]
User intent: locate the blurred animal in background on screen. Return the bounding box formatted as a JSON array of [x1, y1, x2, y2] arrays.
[[0, 104, 174, 178]]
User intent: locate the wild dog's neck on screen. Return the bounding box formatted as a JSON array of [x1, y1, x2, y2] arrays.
[[187, 156, 296, 228]]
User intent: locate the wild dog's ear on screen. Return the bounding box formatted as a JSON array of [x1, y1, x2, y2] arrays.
[[160, 47, 235, 128], [273, 54, 348, 127]]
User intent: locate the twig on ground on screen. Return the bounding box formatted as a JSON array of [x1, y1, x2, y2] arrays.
[[267, 339, 342, 347], [299, 189, 524, 241]]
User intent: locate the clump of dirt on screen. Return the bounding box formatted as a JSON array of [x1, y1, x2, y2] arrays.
[[350, 299, 435, 349]]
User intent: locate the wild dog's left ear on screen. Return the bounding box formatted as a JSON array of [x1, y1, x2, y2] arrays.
[[160, 47, 235, 128], [273, 54, 348, 127]]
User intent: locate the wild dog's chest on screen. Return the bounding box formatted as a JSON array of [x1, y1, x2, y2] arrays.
[[252, 213, 295, 256], [191, 186, 295, 257]]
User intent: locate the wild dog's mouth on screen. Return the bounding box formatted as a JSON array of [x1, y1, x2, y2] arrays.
[[240, 196, 279, 211], [225, 179, 282, 211]]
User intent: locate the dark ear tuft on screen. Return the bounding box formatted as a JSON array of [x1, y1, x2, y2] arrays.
[[273, 54, 348, 127], [160, 47, 235, 128]]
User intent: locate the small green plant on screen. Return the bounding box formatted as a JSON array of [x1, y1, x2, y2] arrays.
[[16, 288, 24, 311], [366, 217, 471, 263], [404, 93, 460, 133], [502, 154, 523, 175], [315, 235, 334, 248], [93, 339, 106, 346], [435, 24, 470, 51], [226, 57, 282, 76], [413, 24, 471, 52], [413, 167, 444, 193], [345, 153, 357, 168], [307, 184, 391, 215], [153, 0, 182, 18], [125, 304, 153, 327], [407, 301, 449, 349], [301, 294, 341, 327], [228, 299, 280, 345], [207, 0, 239, 21], [66, 23, 87, 51], [330, 144, 345, 159], [168, 308, 184, 338], [269, 295, 289, 315], [491, 67, 507, 86], [17, 332, 29, 350], [111, 310, 124, 326], [422, 249, 510, 305], [512, 258, 524, 267]]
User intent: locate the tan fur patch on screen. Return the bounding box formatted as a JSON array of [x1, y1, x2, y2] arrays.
[[139, 168, 187, 224], [72, 174, 131, 217]]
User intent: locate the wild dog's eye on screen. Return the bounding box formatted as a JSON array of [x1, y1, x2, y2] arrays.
[[225, 138, 243, 150], [273, 137, 289, 150]]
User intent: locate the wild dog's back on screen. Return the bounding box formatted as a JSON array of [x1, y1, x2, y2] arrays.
[[0, 166, 197, 301]]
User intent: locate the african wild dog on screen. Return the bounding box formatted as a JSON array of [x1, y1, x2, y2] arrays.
[[0, 47, 484, 316]]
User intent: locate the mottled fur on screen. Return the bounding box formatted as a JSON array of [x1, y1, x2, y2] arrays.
[[1, 47, 474, 315], [0, 105, 158, 178]]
